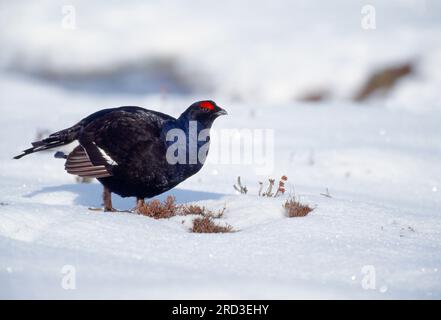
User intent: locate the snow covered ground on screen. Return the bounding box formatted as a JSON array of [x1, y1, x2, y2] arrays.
[[1, 0, 441, 107], [0, 0, 440, 299], [0, 75, 440, 299]]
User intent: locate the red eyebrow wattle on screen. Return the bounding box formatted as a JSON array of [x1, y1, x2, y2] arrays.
[[200, 101, 215, 110]]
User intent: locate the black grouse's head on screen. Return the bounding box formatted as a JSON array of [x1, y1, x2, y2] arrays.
[[179, 100, 227, 127]]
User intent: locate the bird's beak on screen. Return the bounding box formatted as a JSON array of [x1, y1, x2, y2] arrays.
[[215, 108, 228, 116]]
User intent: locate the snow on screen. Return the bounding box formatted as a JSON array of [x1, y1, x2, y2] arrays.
[[1, 0, 441, 108], [1, 0, 441, 299], [1, 75, 440, 299]]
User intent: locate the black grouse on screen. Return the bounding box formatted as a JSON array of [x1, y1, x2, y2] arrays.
[[14, 100, 227, 211]]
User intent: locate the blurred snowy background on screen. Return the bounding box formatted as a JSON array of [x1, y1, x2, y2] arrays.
[[1, 0, 440, 299], [0, 0, 440, 109]]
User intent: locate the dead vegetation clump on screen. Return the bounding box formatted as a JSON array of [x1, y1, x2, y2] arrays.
[[136, 196, 233, 233], [283, 197, 313, 217], [185, 205, 232, 233], [180, 204, 226, 219], [180, 204, 205, 216], [137, 195, 180, 219], [191, 216, 234, 233]]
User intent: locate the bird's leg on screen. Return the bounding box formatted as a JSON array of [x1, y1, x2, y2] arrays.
[[89, 187, 133, 213], [88, 187, 113, 212], [132, 197, 145, 213], [103, 186, 115, 212]]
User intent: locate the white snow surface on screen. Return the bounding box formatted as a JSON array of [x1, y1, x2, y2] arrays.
[[1, 0, 441, 299], [0, 76, 440, 299]]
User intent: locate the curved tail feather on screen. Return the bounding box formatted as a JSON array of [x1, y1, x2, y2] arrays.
[[13, 125, 81, 159]]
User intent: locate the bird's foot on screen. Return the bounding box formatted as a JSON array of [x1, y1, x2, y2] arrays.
[[130, 198, 146, 214], [88, 207, 103, 212], [88, 207, 131, 213], [125, 205, 141, 213]]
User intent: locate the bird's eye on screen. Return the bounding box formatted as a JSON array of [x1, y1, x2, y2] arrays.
[[200, 101, 215, 111]]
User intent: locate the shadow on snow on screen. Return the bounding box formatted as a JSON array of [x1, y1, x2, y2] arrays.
[[25, 182, 225, 209]]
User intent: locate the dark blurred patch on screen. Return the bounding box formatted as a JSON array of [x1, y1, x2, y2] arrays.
[[11, 57, 211, 95], [354, 62, 414, 102], [35, 128, 52, 142], [75, 176, 93, 184], [297, 88, 330, 102]]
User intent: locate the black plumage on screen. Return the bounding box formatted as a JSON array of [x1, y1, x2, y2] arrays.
[[14, 100, 227, 211]]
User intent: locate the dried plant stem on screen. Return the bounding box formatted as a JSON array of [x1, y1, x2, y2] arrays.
[[233, 176, 248, 194]]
